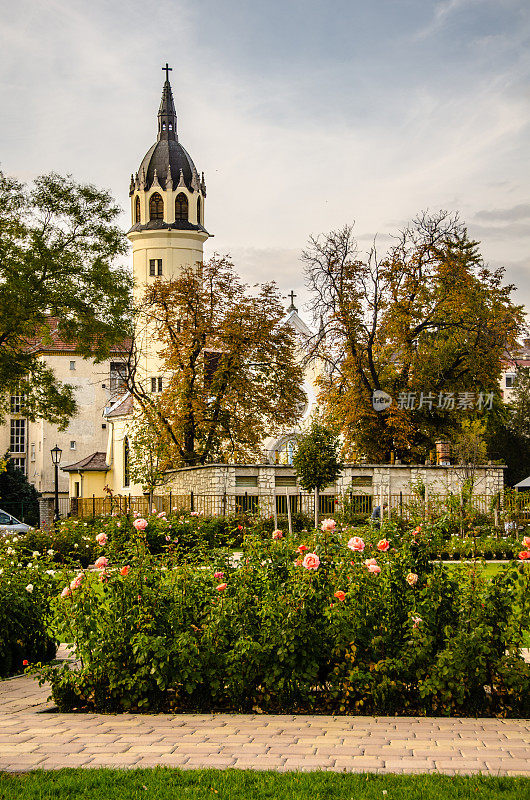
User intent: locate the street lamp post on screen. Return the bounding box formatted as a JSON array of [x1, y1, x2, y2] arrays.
[[50, 444, 62, 522]]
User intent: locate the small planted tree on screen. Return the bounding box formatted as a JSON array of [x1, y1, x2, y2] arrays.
[[293, 421, 343, 529], [127, 414, 173, 510]]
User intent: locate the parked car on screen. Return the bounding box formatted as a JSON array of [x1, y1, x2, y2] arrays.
[[0, 509, 32, 534]]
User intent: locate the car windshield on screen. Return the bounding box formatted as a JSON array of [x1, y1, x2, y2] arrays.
[[0, 512, 12, 524]]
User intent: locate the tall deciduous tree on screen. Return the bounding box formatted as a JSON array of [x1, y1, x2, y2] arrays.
[[127, 257, 305, 466], [303, 212, 524, 462], [0, 170, 132, 426]]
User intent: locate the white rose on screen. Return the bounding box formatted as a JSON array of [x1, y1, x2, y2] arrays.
[[47, 550, 55, 556], [32, 551, 40, 558], [25, 584, 34, 593]]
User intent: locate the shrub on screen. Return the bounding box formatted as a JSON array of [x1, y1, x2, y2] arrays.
[[36, 524, 530, 717], [0, 542, 56, 676]]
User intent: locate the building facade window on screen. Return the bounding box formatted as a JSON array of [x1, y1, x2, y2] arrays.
[[10, 457, 26, 473], [10, 419, 26, 453], [10, 392, 25, 413], [70, 441, 76, 450], [175, 193, 188, 221], [149, 259, 163, 276], [197, 195, 201, 224], [151, 376, 163, 393], [135, 195, 141, 224], [110, 362, 127, 391], [30, 443, 36, 461], [149, 192, 164, 220], [70, 361, 76, 370], [123, 437, 130, 488], [505, 374, 516, 388], [74, 481, 81, 498]]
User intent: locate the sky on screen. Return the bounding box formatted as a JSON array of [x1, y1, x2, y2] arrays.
[[1, 0, 529, 318]]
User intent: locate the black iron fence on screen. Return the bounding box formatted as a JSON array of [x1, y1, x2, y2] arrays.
[[68, 490, 530, 525]]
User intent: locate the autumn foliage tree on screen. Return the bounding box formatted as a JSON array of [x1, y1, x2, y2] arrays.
[[127, 257, 305, 467], [303, 212, 524, 462]]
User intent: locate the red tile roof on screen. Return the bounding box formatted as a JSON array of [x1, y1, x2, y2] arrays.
[[24, 317, 131, 355]]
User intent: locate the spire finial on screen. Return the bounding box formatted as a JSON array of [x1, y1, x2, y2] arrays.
[[157, 65, 177, 143], [287, 290, 297, 312]]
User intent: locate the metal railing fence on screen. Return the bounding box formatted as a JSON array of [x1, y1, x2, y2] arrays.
[[68, 490, 530, 525]]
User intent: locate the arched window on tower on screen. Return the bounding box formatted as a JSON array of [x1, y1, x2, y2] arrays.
[[175, 193, 188, 222], [135, 196, 141, 224], [197, 196, 202, 225], [149, 192, 164, 221]]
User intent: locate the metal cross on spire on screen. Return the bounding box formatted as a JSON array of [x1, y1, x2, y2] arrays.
[[162, 63, 172, 82], [287, 290, 297, 311]]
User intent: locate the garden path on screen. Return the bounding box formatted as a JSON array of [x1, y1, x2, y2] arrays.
[[1, 646, 529, 775]]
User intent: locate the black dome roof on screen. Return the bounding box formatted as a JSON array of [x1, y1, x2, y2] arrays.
[[138, 139, 197, 193]]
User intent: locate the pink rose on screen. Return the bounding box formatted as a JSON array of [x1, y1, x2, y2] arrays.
[[334, 590, 346, 602], [367, 564, 381, 574], [302, 553, 320, 570], [412, 615, 422, 629], [406, 572, 418, 586], [60, 586, 71, 598], [133, 518, 148, 531], [190, 511, 200, 517], [364, 558, 377, 567], [347, 536, 365, 552], [214, 571, 224, 580], [320, 518, 336, 532], [70, 573, 84, 591], [95, 532, 107, 546], [297, 544, 308, 553], [377, 539, 390, 552], [522, 536, 530, 547], [94, 556, 108, 569], [216, 583, 227, 592], [272, 529, 283, 540], [157, 511, 166, 518], [518, 550, 530, 560]]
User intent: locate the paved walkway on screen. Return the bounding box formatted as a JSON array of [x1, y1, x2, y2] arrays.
[[1, 648, 528, 775]]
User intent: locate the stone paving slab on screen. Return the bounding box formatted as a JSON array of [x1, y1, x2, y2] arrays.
[[0, 648, 528, 776]]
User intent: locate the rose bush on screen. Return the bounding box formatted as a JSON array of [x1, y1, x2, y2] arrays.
[[0, 543, 56, 676], [34, 525, 530, 716]]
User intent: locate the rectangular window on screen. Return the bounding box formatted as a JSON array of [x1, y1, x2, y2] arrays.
[[149, 259, 163, 277], [151, 376, 163, 393], [204, 351, 222, 389], [110, 362, 127, 391], [10, 419, 26, 453], [505, 374, 516, 388], [275, 475, 297, 487], [70, 441, 76, 450], [10, 392, 25, 413], [70, 360, 76, 370], [235, 476, 258, 487], [74, 481, 80, 498], [10, 457, 25, 473], [30, 443, 36, 461]]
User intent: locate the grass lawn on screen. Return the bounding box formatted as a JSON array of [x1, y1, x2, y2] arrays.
[[0, 769, 528, 800]]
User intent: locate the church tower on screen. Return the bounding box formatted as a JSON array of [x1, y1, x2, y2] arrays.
[[128, 64, 209, 301], [128, 64, 210, 382]]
